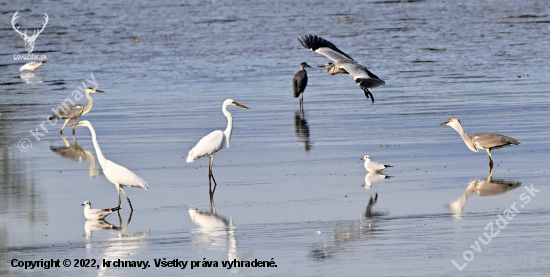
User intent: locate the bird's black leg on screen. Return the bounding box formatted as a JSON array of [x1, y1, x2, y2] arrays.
[[208, 157, 213, 201], [210, 156, 218, 195], [363, 88, 374, 103]]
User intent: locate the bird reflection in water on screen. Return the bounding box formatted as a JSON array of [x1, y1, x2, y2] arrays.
[[84, 218, 120, 239], [19, 72, 44, 84], [294, 111, 312, 151], [363, 172, 391, 189], [189, 206, 239, 263], [50, 134, 99, 177], [84, 213, 150, 274], [309, 193, 388, 260], [446, 171, 521, 218]]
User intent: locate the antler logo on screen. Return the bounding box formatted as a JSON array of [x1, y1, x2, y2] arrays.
[[11, 11, 49, 54]]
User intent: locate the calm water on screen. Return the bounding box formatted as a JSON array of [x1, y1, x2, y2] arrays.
[[1, 0, 549, 276]]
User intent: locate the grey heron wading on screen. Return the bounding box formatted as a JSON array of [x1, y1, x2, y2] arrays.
[[441, 118, 520, 168], [49, 88, 104, 134], [297, 34, 385, 102], [292, 62, 311, 110], [186, 99, 249, 202]]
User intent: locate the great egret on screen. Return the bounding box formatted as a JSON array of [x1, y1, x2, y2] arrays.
[[69, 120, 148, 211], [297, 34, 385, 102], [49, 88, 104, 134], [81, 201, 120, 220], [441, 118, 520, 168], [361, 155, 393, 173], [293, 62, 311, 110], [20, 61, 46, 72], [186, 99, 248, 200]]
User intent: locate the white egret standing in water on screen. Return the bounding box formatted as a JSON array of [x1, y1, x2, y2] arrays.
[[186, 99, 249, 201], [69, 120, 148, 211]]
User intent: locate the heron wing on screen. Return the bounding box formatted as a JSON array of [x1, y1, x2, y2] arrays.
[[473, 133, 520, 150], [186, 130, 225, 162], [49, 104, 85, 119], [103, 160, 149, 189], [339, 63, 386, 89], [292, 70, 307, 98], [297, 34, 354, 62]]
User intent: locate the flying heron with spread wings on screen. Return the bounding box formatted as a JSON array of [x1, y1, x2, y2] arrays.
[[297, 34, 385, 102]]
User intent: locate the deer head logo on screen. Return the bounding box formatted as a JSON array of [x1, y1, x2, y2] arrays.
[[11, 11, 49, 54]]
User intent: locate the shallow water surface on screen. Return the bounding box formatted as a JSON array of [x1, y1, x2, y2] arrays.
[[1, 0, 549, 276]]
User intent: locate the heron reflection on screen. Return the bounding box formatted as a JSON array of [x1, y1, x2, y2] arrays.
[[309, 193, 388, 260], [294, 111, 311, 151], [50, 134, 99, 177], [447, 171, 521, 217]]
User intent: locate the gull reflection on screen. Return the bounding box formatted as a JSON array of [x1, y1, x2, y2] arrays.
[[50, 134, 99, 176], [309, 193, 388, 260], [447, 172, 521, 218], [84, 218, 120, 239], [363, 172, 391, 189], [294, 111, 311, 151], [19, 72, 44, 84], [88, 213, 150, 275], [189, 206, 238, 262]]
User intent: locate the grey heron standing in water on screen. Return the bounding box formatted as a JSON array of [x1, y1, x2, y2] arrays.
[[292, 62, 311, 110], [441, 118, 520, 168], [297, 34, 385, 102], [48, 88, 104, 134]]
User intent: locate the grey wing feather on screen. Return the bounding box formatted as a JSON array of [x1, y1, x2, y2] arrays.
[[474, 132, 520, 150], [297, 34, 354, 61], [340, 63, 386, 89], [292, 70, 307, 98], [49, 104, 85, 119]]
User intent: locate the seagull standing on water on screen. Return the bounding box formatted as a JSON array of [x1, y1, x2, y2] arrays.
[[20, 61, 46, 72], [362, 155, 392, 173], [82, 201, 120, 220], [440, 118, 520, 168]]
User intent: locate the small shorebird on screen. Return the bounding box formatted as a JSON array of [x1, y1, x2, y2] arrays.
[[82, 201, 120, 220], [361, 155, 393, 173]]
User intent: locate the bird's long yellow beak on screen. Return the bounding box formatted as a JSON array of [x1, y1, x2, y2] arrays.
[[235, 103, 249, 109], [95, 89, 105, 93], [440, 120, 451, 125], [317, 64, 330, 68], [67, 122, 84, 126]]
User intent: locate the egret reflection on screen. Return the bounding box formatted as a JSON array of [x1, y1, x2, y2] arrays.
[[189, 207, 238, 262], [50, 134, 99, 176], [294, 111, 311, 151], [447, 172, 521, 217], [363, 172, 391, 189], [310, 193, 388, 260]]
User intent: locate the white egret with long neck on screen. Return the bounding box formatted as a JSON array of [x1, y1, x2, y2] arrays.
[[69, 120, 148, 211], [441, 118, 520, 168], [186, 99, 249, 200], [49, 88, 104, 134]]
